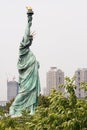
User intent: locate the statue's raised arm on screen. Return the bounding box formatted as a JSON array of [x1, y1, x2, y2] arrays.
[[22, 7, 34, 45], [19, 7, 34, 56]]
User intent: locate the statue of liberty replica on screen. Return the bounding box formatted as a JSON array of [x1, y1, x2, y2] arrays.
[[9, 7, 41, 117]]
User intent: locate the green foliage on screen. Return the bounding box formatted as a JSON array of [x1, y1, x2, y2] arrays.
[[38, 94, 50, 107], [0, 106, 5, 116], [0, 77, 87, 130], [5, 98, 14, 113], [81, 82, 87, 99], [81, 82, 87, 91]]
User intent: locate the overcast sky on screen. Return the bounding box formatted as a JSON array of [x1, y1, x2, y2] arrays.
[[0, 0, 87, 100]]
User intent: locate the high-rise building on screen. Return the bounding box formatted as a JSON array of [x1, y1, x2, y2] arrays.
[[75, 68, 87, 98], [45, 67, 64, 95], [7, 80, 19, 102]]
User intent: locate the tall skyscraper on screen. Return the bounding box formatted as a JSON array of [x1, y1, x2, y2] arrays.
[[45, 67, 64, 95], [7, 80, 19, 102], [75, 68, 87, 98]]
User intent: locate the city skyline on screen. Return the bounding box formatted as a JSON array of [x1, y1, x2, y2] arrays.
[[0, 67, 87, 101], [1, 0, 87, 100], [44, 67, 87, 98]]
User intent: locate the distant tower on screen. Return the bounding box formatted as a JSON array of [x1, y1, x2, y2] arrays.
[[75, 68, 87, 98], [7, 78, 19, 102], [46, 67, 64, 95]]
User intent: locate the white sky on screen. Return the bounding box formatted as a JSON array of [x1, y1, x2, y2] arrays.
[[0, 0, 87, 100]]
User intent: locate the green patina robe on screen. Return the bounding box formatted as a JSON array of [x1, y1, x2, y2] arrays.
[[9, 12, 41, 116]]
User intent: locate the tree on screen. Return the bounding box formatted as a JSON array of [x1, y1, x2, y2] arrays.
[[0, 77, 87, 130], [38, 94, 50, 107]]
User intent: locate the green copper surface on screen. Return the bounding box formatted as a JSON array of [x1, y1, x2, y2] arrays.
[[9, 9, 41, 117]]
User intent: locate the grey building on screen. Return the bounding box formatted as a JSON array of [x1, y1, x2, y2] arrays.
[[75, 68, 87, 98], [7, 80, 19, 102], [45, 67, 64, 95]]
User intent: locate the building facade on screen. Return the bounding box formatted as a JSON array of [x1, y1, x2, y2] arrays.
[[7, 80, 19, 102], [45, 67, 64, 95], [75, 68, 87, 98]]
